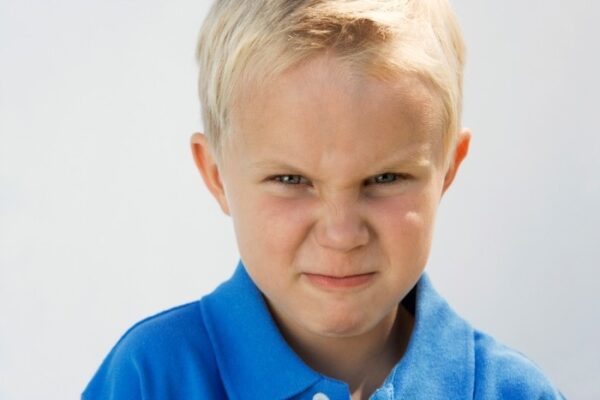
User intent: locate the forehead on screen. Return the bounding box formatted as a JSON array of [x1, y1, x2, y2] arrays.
[[226, 54, 446, 172]]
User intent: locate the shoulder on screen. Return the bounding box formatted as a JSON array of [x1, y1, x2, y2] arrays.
[[83, 300, 226, 399], [113, 301, 209, 355], [472, 330, 565, 399]]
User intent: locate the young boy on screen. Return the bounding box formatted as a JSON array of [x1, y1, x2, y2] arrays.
[[83, 0, 564, 399]]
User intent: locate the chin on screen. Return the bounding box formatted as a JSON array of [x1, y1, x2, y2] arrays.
[[309, 310, 374, 338]]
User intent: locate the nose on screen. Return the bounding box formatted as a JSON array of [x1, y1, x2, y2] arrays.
[[313, 196, 370, 252]]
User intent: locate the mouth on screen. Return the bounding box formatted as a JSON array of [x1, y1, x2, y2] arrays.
[[302, 272, 376, 290]]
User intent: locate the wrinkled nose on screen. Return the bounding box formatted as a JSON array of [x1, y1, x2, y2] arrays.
[[313, 198, 370, 252]]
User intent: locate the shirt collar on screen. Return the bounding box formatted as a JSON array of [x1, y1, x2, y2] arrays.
[[202, 261, 475, 399], [201, 261, 321, 399], [380, 273, 475, 398]]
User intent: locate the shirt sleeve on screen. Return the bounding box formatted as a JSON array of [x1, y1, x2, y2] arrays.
[[82, 336, 146, 400], [81, 302, 227, 400], [473, 331, 566, 399]]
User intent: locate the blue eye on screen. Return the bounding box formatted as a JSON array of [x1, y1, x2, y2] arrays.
[[375, 173, 397, 184], [273, 175, 307, 185], [367, 173, 409, 185]]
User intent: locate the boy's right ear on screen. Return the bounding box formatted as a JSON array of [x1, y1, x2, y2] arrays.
[[190, 133, 230, 215]]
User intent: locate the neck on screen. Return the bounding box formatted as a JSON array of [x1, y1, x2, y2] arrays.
[[272, 304, 414, 400]]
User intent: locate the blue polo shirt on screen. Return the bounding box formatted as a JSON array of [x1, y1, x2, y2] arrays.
[[83, 262, 564, 399]]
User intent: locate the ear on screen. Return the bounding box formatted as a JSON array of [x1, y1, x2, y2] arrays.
[[190, 133, 230, 215], [442, 128, 471, 195]]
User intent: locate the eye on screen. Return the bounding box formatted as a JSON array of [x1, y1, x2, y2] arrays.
[[271, 175, 309, 185], [374, 173, 398, 184], [366, 173, 410, 185]]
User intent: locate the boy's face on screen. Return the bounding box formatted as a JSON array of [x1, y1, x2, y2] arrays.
[[192, 54, 469, 340]]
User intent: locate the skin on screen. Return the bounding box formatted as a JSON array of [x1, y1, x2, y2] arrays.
[[191, 53, 470, 399]]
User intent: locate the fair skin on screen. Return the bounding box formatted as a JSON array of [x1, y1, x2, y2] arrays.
[[191, 53, 470, 399]]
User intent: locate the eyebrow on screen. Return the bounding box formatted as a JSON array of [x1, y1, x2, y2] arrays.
[[377, 150, 433, 169], [249, 149, 433, 176], [249, 160, 311, 176]]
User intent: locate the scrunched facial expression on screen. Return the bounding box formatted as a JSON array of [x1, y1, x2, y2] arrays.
[[209, 53, 461, 340]]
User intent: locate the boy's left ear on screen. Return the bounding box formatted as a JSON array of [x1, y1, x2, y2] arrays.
[[442, 128, 471, 194]]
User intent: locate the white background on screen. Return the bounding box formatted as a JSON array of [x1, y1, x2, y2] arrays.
[[1, 0, 598, 398]]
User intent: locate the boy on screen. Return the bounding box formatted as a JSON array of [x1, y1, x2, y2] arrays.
[[83, 0, 564, 398]]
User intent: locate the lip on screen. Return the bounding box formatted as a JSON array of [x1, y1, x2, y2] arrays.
[[303, 272, 376, 290]]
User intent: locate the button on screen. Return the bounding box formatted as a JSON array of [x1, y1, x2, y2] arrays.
[[312, 393, 330, 400]]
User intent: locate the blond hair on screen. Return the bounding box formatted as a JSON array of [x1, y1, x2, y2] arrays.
[[196, 0, 466, 161]]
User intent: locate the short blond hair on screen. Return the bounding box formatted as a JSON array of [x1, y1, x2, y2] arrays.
[[196, 0, 466, 161]]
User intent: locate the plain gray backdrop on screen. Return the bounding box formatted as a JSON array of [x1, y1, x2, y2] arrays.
[[1, 0, 598, 398]]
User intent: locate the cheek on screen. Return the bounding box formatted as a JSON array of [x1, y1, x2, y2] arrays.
[[370, 189, 439, 260], [232, 193, 314, 266]]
